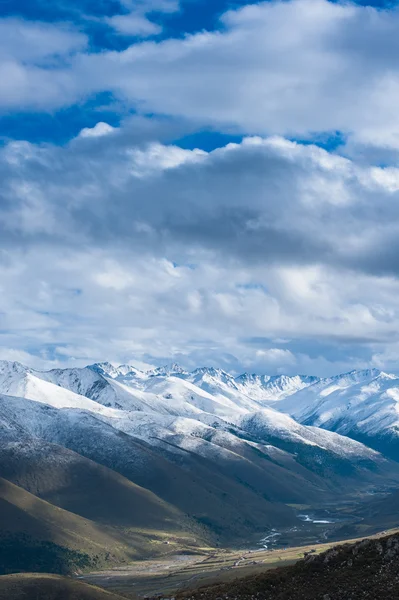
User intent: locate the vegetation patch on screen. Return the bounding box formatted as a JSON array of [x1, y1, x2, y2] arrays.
[[0, 533, 95, 575]]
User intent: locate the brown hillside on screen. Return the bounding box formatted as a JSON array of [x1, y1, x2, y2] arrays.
[[0, 573, 126, 600]]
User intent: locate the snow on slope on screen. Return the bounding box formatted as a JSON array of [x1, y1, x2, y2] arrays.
[[234, 374, 320, 402], [0, 361, 120, 417], [141, 375, 249, 417], [40, 366, 205, 416], [237, 408, 380, 459], [278, 369, 399, 436], [89, 362, 149, 382], [184, 368, 261, 412], [2, 359, 399, 469], [147, 363, 188, 378]]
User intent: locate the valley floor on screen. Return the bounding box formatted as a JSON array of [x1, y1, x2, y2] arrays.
[[78, 527, 399, 599]]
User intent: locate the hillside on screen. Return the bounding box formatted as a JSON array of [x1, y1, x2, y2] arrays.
[[0, 476, 132, 574], [179, 532, 399, 600], [0, 473, 205, 575], [0, 433, 198, 533], [0, 574, 125, 600]]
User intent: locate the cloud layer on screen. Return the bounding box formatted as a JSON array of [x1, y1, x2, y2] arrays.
[[3, 0, 399, 149], [2, 129, 399, 373], [3, 0, 399, 373]]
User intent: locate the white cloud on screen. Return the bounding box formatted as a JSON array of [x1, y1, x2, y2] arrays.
[[2, 131, 399, 373], [0, 19, 86, 110], [106, 13, 162, 37], [119, 0, 179, 13], [106, 0, 179, 38], [5, 0, 399, 149], [78, 122, 117, 138], [0, 18, 86, 61]]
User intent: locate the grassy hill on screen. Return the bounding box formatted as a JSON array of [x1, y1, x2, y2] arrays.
[[0, 476, 205, 575], [0, 437, 203, 533], [0, 574, 126, 600]]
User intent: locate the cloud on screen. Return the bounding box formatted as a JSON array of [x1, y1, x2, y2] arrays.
[[0, 18, 87, 61], [0, 18, 87, 110], [105, 0, 180, 38], [2, 133, 399, 276], [106, 13, 162, 36], [78, 122, 117, 138], [2, 129, 399, 373], [4, 1, 399, 150]]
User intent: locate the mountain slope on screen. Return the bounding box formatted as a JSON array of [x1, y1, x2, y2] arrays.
[[0, 361, 120, 416], [1, 359, 399, 554], [277, 369, 399, 460], [235, 373, 320, 402], [0, 394, 299, 545], [0, 476, 137, 573], [236, 408, 395, 488], [0, 430, 198, 534], [0, 574, 125, 600]]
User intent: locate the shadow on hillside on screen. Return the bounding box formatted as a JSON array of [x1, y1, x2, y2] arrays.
[[0, 533, 95, 575]]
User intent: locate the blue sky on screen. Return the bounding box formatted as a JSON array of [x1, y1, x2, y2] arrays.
[[2, 0, 399, 375], [0, 0, 393, 146]]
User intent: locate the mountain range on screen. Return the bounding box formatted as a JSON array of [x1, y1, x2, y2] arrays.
[[1, 360, 399, 574]]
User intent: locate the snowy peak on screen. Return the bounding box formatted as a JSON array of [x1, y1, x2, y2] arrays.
[[88, 362, 120, 378], [0, 360, 30, 384], [0, 360, 28, 374], [277, 367, 399, 442], [147, 363, 188, 377], [234, 373, 320, 402], [328, 368, 384, 387], [88, 362, 146, 379], [188, 367, 237, 387], [3, 358, 399, 447]]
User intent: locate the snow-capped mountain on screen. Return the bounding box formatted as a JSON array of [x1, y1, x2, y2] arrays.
[[236, 408, 379, 459], [1, 359, 399, 548], [188, 367, 238, 388], [277, 369, 399, 459], [89, 361, 147, 380], [183, 367, 262, 412], [147, 363, 188, 377], [4, 360, 399, 447], [234, 373, 320, 402]]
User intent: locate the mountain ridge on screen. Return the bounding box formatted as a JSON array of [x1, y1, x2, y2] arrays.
[[1, 358, 399, 572]]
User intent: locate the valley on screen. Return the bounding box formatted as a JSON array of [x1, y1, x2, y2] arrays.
[[1, 359, 399, 586], [78, 527, 399, 599]]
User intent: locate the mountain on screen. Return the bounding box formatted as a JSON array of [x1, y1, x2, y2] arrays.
[[0, 393, 314, 545], [0, 574, 125, 600], [277, 369, 399, 460], [1, 359, 399, 567], [0, 392, 302, 545], [183, 368, 263, 412], [234, 373, 320, 402], [88, 362, 146, 379], [179, 531, 399, 600], [147, 363, 188, 377], [236, 408, 391, 487]]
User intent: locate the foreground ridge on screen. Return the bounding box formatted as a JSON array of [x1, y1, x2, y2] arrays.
[[178, 532, 399, 600]]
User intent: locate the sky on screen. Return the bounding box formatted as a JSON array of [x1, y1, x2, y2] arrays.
[[3, 0, 399, 376]]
